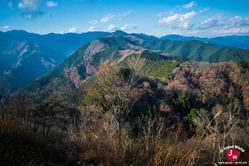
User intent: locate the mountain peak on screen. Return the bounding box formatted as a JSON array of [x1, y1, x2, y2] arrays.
[[112, 30, 128, 37]]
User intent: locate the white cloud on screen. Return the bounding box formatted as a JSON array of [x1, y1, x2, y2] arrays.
[[118, 10, 132, 20], [159, 11, 196, 29], [185, 15, 249, 37], [120, 10, 132, 17], [186, 26, 249, 37], [18, 0, 30, 9], [89, 20, 98, 26], [58, 31, 65, 34], [18, 0, 40, 11], [100, 13, 115, 23], [198, 16, 249, 29], [46, 1, 58, 8], [227, 16, 249, 27], [183, 1, 196, 10], [108, 24, 119, 32], [18, 0, 44, 18], [199, 17, 223, 29], [3, 25, 12, 31], [199, 7, 209, 13], [120, 24, 137, 31], [154, 32, 166, 37], [88, 26, 99, 31], [68, 27, 79, 33], [157, 6, 180, 18], [215, 27, 249, 34]]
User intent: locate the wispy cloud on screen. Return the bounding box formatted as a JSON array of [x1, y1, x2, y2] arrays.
[[108, 24, 119, 32], [198, 16, 249, 29], [120, 24, 137, 31], [198, 17, 223, 29], [183, 1, 196, 10], [119, 10, 132, 17], [88, 26, 99, 31], [187, 15, 249, 36], [58, 31, 65, 34], [89, 20, 98, 26], [100, 13, 115, 23], [215, 27, 249, 35], [159, 11, 196, 29], [118, 10, 132, 20], [46, 1, 58, 8], [68, 27, 79, 33], [18, 0, 40, 11], [3, 25, 12, 31], [199, 7, 209, 13], [18, 0, 43, 18]]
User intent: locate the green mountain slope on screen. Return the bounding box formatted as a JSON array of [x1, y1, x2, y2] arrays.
[[0, 30, 109, 92], [26, 34, 249, 100], [142, 40, 249, 62], [161, 34, 249, 50]]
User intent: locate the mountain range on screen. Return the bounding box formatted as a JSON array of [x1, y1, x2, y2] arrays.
[[161, 34, 249, 50], [26, 33, 249, 99], [0, 30, 108, 91], [1, 30, 249, 92]]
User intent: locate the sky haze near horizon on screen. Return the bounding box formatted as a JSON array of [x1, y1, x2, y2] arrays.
[[1, 0, 249, 37]]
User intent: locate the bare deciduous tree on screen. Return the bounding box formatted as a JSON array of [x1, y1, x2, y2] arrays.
[[82, 56, 147, 150], [192, 104, 241, 164]]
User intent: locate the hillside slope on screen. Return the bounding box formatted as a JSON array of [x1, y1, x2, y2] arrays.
[[142, 39, 249, 62], [26, 34, 249, 101], [161, 34, 249, 50], [2, 30, 249, 92], [0, 30, 109, 91]]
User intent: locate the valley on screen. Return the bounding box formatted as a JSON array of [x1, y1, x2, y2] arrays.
[[0, 30, 248, 165], [1, 0, 249, 164]]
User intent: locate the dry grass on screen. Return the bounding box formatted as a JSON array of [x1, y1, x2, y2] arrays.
[[67, 122, 204, 165], [1, 111, 248, 165], [64, 109, 249, 166], [0, 114, 66, 166]]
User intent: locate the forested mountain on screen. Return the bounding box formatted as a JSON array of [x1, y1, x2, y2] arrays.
[[0, 30, 109, 91], [161, 34, 249, 50], [1, 32, 249, 165], [2, 0, 249, 164], [1, 30, 249, 92], [141, 39, 249, 62], [25, 34, 249, 102]]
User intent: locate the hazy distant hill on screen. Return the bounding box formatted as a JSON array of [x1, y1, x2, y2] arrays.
[[1, 30, 249, 92], [161, 34, 249, 50], [27, 34, 249, 99], [0, 30, 109, 91], [142, 39, 249, 62]]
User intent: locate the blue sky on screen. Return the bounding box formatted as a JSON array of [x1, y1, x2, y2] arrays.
[[0, 0, 249, 37]]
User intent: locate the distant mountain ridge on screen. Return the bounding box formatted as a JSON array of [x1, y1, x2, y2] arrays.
[[0, 30, 109, 91], [1, 30, 249, 92], [141, 39, 249, 62], [161, 34, 249, 50], [26, 34, 249, 99]]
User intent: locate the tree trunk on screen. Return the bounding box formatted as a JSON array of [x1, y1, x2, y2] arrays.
[[118, 123, 122, 151], [43, 119, 46, 138], [46, 126, 51, 139], [33, 114, 38, 134]]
